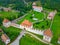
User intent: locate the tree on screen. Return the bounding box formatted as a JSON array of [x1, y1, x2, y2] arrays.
[[41, 25, 44, 29], [40, 0, 60, 11], [0, 17, 3, 25]]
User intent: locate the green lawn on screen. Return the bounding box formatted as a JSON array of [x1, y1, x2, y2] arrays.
[[51, 12, 60, 45], [28, 31, 43, 39], [1, 26, 21, 42], [20, 34, 48, 45], [17, 11, 44, 24], [0, 10, 19, 20], [33, 19, 51, 30]]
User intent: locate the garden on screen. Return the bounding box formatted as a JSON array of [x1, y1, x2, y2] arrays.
[[17, 10, 44, 24]]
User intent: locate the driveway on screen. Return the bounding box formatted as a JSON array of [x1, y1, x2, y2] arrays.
[[10, 30, 26, 45]]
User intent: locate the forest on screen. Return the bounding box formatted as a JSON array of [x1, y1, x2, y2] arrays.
[[0, 0, 60, 11], [40, 0, 60, 11]]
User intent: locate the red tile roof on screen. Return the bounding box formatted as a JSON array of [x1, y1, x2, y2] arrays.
[[3, 19, 10, 23], [44, 29, 52, 37], [49, 12, 54, 16], [1, 34, 9, 42], [21, 20, 32, 27]]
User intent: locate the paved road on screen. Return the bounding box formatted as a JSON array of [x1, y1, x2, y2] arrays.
[[10, 30, 26, 45]]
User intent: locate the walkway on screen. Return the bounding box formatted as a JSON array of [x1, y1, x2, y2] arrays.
[[32, 12, 46, 24], [11, 10, 31, 23], [33, 19, 44, 24], [10, 30, 26, 45], [11, 14, 27, 23], [50, 11, 57, 29]]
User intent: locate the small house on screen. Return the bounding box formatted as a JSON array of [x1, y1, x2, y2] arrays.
[[32, 2, 43, 12], [1, 34, 10, 45], [47, 10, 57, 20], [20, 20, 33, 29], [32, 6, 43, 12], [3, 19, 11, 27], [3, 7, 11, 12], [43, 29, 53, 42]]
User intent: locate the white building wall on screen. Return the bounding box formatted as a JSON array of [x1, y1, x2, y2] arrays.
[[26, 28, 44, 35], [20, 25, 24, 29], [43, 35, 51, 42], [47, 11, 57, 20], [3, 22, 11, 27], [20, 25, 43, 35], [20, 25, 33, 29], [5, 39, 10, 45], [4, 22, 43, 36], [47, 17, 52, 20], [33, 7, 43, 12]]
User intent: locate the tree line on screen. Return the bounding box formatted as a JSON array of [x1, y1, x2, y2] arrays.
[[40, 0, 60, 11]]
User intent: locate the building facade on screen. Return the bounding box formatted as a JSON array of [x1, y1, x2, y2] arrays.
[[43, 29, 53, 42], [3, 19, 11, 27], [1, 34, 10, 45], [20, 20, 33, 30]]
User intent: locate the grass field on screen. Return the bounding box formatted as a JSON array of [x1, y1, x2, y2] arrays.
[[33, 19, 51, 30], [51, 12, 60, 45], [0, 10, 19, 20], [20, 34, 48, 45]]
